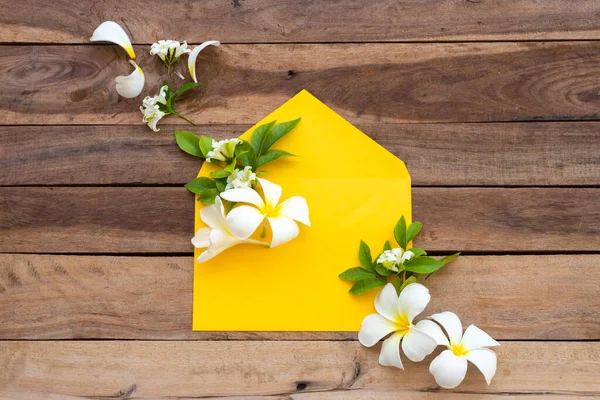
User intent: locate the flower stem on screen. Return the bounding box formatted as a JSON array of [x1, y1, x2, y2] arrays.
[[243, 239, 270, 247], [173, 111, 196, 125]]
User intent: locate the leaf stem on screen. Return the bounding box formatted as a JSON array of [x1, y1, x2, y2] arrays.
[[173, 111, 196, 125]]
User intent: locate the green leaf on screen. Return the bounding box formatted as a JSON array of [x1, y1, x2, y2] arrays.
[[174, 131, 203, 158], [441, 252, 461, 265], [394, 216, 408, 250], [338, 267, 376, 282], [404, 256, 444, 274], [383, 241, 392, 251], [349, 278, 386, 295], [210, 170, 231, 179], [215, 180, 227, 193], [250, 120, 277, 156], [256, 149, 296, 168], [199, 136, 214, 158], [174, 82, 203, 98], [184, 177, 216, 194], [358, 240, 374, 272], [375, 264, 394, 277], [408, 247, 427, 257], [262, 118, 301, 151], [406, 221, 422, 244], [235, 141, 257, 168], [391, 276, 403, 293], [398, 276, 418, 293], [197, 189, 219, 205], [224, 158, 237, 173]]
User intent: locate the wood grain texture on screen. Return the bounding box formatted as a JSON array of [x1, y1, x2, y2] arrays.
[[3, 0, 600, 44], [1, 187, 599, 253], [3, 42, 600, 125], [0, 254, 598, 340], [2, 122, 600, 186], [1, 341, 599, 398]]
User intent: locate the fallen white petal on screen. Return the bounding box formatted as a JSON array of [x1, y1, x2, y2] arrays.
[[379, 331, 405, 369], [277, 196, 311, 226], [374, 283, 400, 322], [397, 283, 431, 322], [226, 205, 265, 239], [431, 311, 464, 347], [115, 60, 145, 98], [258, 178, 282, 210], [466, 348, 497, 385], [90, 21, 136, 59], [220, 188, 265, 209], [429, 349, 468, 389], [191, 227, 211, 248], [462, 325, 500, 351], [200, 197, 228, 232], [268, 215, 299, 247], [358, 314, 398, 347], [401, 327, 437, 362], [188, 40, 220, 83], [414, 319, 450, 347]]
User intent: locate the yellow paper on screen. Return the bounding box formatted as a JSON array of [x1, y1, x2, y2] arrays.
[[193, 90, 411, 331]]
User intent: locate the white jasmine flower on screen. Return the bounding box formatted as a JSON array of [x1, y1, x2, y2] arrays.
[[188, 41, 220, 83], [377, 248, 414, 272], [115, 60, 145, 98], [358, 283, 437, 369], [139, 85, 168, 132], [219, 178, 310, 248], [226, 166, 257, 190], [415, 311, 500, 388], [90, 21, 136, 59], [206, 138, 242, 162], [150, 40, 191, 72]]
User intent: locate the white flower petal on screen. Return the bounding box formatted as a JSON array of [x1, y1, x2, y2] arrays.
[[277, 196, 310, 227], [414, 319, 450, 347], [115, 60, 145, 98], [358, 314, 398, 347], [226, 205, 265, 239], [374, 283, 400, 322], [397, 283, 431, 322], [200, 197, 227, 231], [462, 325, 500, 351], [431, 311, 464, 346], [401, 327, 438, 362], [90, 21, 136, 59], [379, 332, 405, 369], [429, 350, 468, 389], [466, 348, 498, 385], [220, 188, 265, 209], [188, 40, 220, 83], [258, 178, 282, 210], [191, 227, 211, 248], [268, 216, 299, 248], [196, 229, 240, 262]]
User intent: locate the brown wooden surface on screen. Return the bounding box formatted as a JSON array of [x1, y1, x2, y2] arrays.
[[2, 122, 600, 186], [1, 254, 598, 340], [1, 1, 599, 398]]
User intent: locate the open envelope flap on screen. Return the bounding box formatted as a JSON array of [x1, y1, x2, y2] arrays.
[[193, 90, 411, 331]]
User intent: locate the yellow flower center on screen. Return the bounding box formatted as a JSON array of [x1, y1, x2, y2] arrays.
[[451, 342, 469, 357], [395, 313, 411, 335]]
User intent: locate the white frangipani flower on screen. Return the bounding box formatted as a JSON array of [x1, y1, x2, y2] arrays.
[[90, 21, 136, 59], [377, 248, 414, 272], [188, 41, 220, 83], [206, 138, 242, 162], [150, 40, 191, 72], [358, 283, 437, 369], [139, 85, 168, 131], [219, 178, 310, 248], [226, 166, 257, 190], [115, 60, 145, 98], [415, 311, 500, 389]]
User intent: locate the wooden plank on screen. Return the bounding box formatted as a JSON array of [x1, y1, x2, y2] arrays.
[[0, 254, 598, 340], [2, 122, 600, 186], [0, 341, 598, 398], [1, 187, 599, 253], [3, 42, 600, 125], [3, 0, 600, 44]]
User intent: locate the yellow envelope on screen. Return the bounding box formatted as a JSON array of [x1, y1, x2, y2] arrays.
[[193, 90, 411, 331]]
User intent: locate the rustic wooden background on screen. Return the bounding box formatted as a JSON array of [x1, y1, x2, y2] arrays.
[[1, 0, 600, 398]]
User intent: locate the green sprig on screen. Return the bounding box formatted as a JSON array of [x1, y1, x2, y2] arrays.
[[157, 81, 202, 125]]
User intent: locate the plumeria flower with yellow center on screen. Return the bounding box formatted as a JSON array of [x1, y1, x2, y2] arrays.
[[219, 178, 310, 248], [150, 40, 191, 73], [188, 41, 220, 83], [206, 138, 242, 163], [358, 283, 437, 369], [226, 166, 257, 190], [415, 311, 500, 388], [192, 197, 267, 262], [115, 60, 145, 98], [377, 248, 414, 272], [90, 21, 136, 59]]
